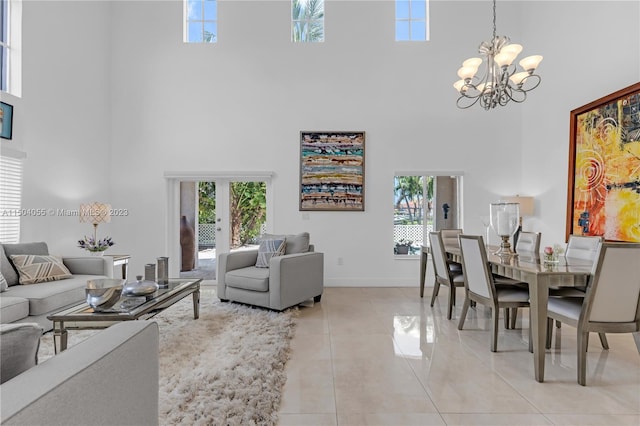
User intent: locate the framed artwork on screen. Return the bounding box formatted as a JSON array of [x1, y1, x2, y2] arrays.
[[300, 131, 365, 211], [566, 82, 640, 242], [0, 102, 13, 140]]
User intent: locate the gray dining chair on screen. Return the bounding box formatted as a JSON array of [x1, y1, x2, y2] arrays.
[[429, 231, 465, 320], [515, 231, 541, 254], [440, 228, 463, 272], [548, 235, 607, 348], [545, 242, 640, 385], [494, 231, 540, 329], [457, 234, 531, 352]]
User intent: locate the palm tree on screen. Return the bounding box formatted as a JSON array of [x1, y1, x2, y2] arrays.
[[394, 176, 423, 223], [292, 0, 324, 42]]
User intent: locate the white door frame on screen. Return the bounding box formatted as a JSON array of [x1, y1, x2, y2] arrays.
[[164, 171, 274, 281]]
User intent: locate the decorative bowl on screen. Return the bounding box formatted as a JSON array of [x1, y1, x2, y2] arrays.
[[122, 276, 159, 297], [86, 278, 126, 311]]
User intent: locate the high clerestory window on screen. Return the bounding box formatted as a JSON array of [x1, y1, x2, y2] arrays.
[[1, 0, 21, 95], [292, 0, 324, 43], [184, 0, 217, 43], [396, 0, 428, 41]]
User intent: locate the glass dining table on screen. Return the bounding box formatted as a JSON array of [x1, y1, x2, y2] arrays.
[[421, 244, 593, 382]]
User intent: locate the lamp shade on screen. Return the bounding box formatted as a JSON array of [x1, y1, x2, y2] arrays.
[[80, 202, 111, 225], [502, 196, 534, 217]]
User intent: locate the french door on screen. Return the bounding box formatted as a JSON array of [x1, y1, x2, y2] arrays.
[[165, 172, 273, 282]]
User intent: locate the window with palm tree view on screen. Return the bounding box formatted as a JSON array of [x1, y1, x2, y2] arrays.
[[394, 175, 462, 255], [292, 0, 324, 42]]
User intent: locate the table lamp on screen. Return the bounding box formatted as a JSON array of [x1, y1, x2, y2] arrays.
[[501, 195, 535, 250], [490, 202, 520, 255], [80, 202, 111, 242]]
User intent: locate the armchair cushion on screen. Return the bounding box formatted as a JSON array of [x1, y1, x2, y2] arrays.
[[255, 239, 286, 268], [226, 267, 270, 292]]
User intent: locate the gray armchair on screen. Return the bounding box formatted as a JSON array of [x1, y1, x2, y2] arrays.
[[217, 233, 324, 311]]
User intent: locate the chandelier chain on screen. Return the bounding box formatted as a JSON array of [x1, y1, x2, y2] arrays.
[[492, 0, 497, 40]]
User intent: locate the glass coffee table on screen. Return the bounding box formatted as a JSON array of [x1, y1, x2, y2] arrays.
[[47, 278, 201, 353]]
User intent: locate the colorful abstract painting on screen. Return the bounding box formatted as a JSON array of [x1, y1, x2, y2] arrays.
[[300, 131, 365, 211], [567, 82, 640, 242]]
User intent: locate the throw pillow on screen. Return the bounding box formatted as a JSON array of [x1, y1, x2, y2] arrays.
[[9, 255, 72, 285], [0, 271, 7, 292], [255, 239, 286, 268]]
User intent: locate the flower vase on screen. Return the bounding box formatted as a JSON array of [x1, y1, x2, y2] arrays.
[[543, 253, 558, 264], [90, 251, 105, 257]]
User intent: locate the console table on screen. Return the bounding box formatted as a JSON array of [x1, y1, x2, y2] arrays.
[[106, 254, 130, 280]]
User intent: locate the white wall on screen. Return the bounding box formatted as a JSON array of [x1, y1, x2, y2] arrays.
[[519, 1, 640, 250], [2, 0, 112, 250], [9, 1, 640, 287]]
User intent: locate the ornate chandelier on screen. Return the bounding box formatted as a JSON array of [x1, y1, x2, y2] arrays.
[[454, 0, 543, 110]]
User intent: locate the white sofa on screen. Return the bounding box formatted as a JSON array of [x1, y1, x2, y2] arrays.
[[0, 242, 112, 330], [0, 321, 159, 425]]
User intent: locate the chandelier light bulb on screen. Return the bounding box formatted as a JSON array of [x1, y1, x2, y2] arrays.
[[453, 80, 466, 92], [519, 55, 544, 72], [509, 71, 530, 86], [494, 51, 514, 67], [462, 57, 483, 68], [500, 43, 523, 57], [457, 66, 478, 80]]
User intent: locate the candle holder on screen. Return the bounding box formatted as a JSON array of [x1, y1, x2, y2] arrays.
[[490, 202, 520, 256]]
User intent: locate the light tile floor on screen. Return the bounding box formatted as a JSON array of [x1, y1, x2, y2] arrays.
[[277, 287, 640, 426]]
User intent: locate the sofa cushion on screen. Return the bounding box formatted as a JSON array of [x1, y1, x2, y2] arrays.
[[3, 242, 49, 257], [4, 275, 93, 316], [225, 267, 270, 292], [261, 232, 310, 255], [0, 245, 19, 287], [0, 323, 43, 384], [0, 271, 7, 292], [10, 255, 72, 285], [0, 296, 30, 323], [255, 239, 286, 268]]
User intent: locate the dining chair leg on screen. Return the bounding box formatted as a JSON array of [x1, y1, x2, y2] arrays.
[[578, 330, 589, 386], [504, 308, 510, 329], [546, 318, 553, 349], [528, 310, 533, 353], [447, 286, 455, 320], [491, 306, 499, 352], [598, 333, 609, 350], [430, 282, 440, 307], [457, 297, 470, 330], [510, 308, 518, 329]]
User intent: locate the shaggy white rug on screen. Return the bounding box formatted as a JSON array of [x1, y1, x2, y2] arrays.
[[38, 296, 297, 426]]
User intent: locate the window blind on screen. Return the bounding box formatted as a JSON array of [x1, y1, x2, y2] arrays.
[[0, 154, 23, 243]]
